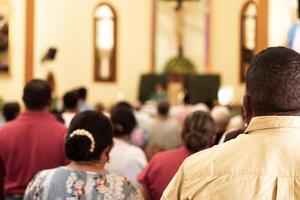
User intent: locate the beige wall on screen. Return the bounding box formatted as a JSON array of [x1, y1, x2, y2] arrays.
[[0, 0, 25, 102], [210, 0, 247, 104], [34, 0, 152, 107], [34, 0, 249, 107]]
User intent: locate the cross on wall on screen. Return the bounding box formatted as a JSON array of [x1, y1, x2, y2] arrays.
[[162, 0, 201, 56], [162, 0, 200, 11]]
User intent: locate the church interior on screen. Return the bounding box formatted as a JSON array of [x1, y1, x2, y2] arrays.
[[0, 0, 296, 108], [1, 0, 300, 199]]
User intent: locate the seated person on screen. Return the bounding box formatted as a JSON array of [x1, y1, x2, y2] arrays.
[[162, 47, 300, 199], [138, 111, 215, 200], [149, 83, 167, 102], [62, 90, 80, 127], [144, 101, 181, 159], [2, 102, 20, 122], [0, 102, 20, 128], [77, 87, 94, 112], [210, 105, 230, 144], [106, 107, 147, 187], [24, 111, 142, 200]]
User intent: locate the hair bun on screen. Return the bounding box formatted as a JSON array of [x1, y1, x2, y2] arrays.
[[184, 130, 209, 153], [65, 135, 92, 161]]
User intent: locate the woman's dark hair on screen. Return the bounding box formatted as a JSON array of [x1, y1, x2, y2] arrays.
[[65, 111, 113, 161], [63, 90, 80, 110], [110, 107, 137, 137], [182, 111, 215, 153], [114, 101, 133, 111]]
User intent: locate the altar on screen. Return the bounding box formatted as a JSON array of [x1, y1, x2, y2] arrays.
[[138, 74, 220, 105]]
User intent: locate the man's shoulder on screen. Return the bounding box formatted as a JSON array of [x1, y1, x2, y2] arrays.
[[182, 134, 249, 178], [0, 119, 24, 136], [0, 115, 66, 139]]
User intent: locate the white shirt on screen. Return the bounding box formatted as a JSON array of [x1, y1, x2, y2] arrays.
[[106, 138, 147, 187], [62, 112, 76, 127]]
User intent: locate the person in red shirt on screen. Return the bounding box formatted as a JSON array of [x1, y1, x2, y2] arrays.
[[0, 79, 68, 200], [138, 111, 215, 200]]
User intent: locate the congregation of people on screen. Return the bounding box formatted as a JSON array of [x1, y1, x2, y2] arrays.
[[1, 46, 300, 199]]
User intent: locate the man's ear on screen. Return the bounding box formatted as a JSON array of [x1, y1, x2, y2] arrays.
[[243, 94, 253, 125]]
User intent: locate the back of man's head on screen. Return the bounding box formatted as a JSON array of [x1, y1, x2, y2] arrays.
[[63, 90, 79, 111], [211, 105, 230, 133], [3, 102, 20, 121], [77, 87, 87, 101], [23, 79, 52, 110], [157, 101, 170, 116], [246, 47, 300, 116]]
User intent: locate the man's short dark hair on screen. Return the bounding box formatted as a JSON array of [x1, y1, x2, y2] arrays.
[[157, 101, 170, 116], [246, 46, 300, 115], [77, 87, 87, 100], [3, 102, 20, 121], [23, 79, 52, 110], [63, 90, 79, 110]]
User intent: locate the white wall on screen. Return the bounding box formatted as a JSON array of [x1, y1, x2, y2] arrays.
[[34, 0, 152, 106], [0, 0, 25, 102]]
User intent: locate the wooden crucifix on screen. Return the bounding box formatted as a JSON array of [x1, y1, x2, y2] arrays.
[[162, 0, 200, 56]]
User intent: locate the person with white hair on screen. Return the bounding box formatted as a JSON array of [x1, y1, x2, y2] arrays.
[[191, 103, 210, 113], [210, 105, 230, 144]]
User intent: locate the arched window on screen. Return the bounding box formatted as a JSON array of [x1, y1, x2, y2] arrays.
[[240, 1, 257, 83], [94, 3, 117, 82], [0, 1, 10, 74]]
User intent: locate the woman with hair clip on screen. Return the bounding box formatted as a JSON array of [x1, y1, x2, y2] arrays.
[[23, 111, 142, 200], [138, 111, 215, 200]]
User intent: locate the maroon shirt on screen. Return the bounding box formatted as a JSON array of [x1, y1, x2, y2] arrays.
[[0, 111, 68, 195], [138, 146, 191, 200]]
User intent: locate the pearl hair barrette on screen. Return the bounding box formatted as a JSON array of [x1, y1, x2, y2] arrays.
[[69, 129, 95, 153]]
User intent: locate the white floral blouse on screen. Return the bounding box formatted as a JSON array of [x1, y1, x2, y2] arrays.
[[24, 167, 143, 200]]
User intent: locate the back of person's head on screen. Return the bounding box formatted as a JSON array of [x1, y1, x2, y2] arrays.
[[110, 107, 137, 137], [192, 103, 210, 113], [246, 47, 300, 116], [3, 102, 20, 121], [65, 111, 113, 161], [63, 90, 79, 111], [157, 101, 170, 116], [77, 87, 87, 101], [23, 79, 52, 110], [182, 111, 215, 153], [114, 101, 133, 111], [210, 105, 230, 133]]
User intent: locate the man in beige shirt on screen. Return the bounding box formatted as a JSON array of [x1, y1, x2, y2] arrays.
[[162, 47, 300, 199]]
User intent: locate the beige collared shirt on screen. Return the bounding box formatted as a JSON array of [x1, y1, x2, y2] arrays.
[[162, 116, 300, 200]]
